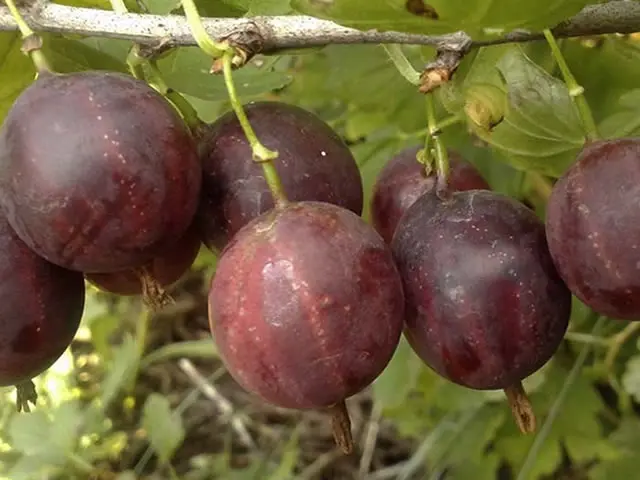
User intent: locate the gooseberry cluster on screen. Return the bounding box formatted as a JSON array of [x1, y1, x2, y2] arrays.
[[2, 56, 638, 455]]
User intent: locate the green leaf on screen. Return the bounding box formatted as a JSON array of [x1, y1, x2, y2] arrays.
[[116, 472, 138, 480], [142, 393, 185, 464], [590, 419, 640, 480], [474, 46, 585, 177], [292, 0, 594, 38], [563, 37, 640, 124], [598, 90, 640, 139], [101, 334, 139, 408], [49, 401, 83, 457], [429, 404, 506, 475], [145, 0, 180, 14], [9, 411, 55, 458], [140, 338, 219, 369], [247, 0, 291, 15], [0, 32, 36, 121], [40, 34, 128, 73], [265, 430, 300, 480], [156, 48, 293, 101], [372, 337, 422, 409], [494, 359, 613, 478]]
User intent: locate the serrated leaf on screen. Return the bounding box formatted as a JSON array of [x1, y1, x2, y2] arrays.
[[9, 411, 70, 466], [590, 419, 640, 480], [473, 46, 585, 177], [49, 401, 83, 456], [373, 337, 422, 409], [9, 410, 52, 456], [0, 32, 36, 121], [142, 393, 185, 464], [292, 0, 594, 38], [494, 360, 613, 478], [157, 47, 292, 101], [429, 404, 506, 473]]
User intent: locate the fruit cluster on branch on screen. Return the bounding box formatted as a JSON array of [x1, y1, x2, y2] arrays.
[[0, 1, 639, 53]]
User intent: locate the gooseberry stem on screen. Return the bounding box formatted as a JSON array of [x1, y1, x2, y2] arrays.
[[108, 0, 128, 13], [135, 265, 174, 311], [542, 30, 599, 141], [604, 321, 640, 371], [381, 44, 421, 86], [221, 51, 288, 206], [328, 401, 354, 454], [112, 0, 204, 134], [504, 382, 536, 434], [3, 0, 51, 73], [126, 47, 204, 133], [179, 0, 228, 57], [425, 94, 450, 197], [15, 380, 38, 412]]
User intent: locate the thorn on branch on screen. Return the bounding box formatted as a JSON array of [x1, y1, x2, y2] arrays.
[[419, 33, 472, 93], [136, 36, 176, 60], [210, 22, 265, 73]]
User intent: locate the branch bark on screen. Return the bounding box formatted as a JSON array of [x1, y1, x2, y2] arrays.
[[0, 1, 639, 53]]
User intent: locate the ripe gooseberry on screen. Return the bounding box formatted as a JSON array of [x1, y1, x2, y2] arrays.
[[208, 201, 404, 453], [86, 224, 201, 298], [546, 138, 640, 320], [195, 101, 363, 252], [371, 145, 490, 243], [0, 213, 85, 410], [392, 189, 571, 433], [0, 71, 201, 274]]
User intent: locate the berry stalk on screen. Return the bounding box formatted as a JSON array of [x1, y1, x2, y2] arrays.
[[110, 0, 205, 134], [542, 29, 599, 141], [220, 50, 288, 206], [425, 93, 450, 197], [126, 47, 204, 134], [3, 0, 51, 73], [179, 0, 228, 57]]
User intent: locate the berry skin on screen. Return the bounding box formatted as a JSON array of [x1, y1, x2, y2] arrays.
[[371, 145, 490, 243], [208, 201, 404, 411], [86, 225, 201, 296], [196, 102, 363, 251], [392, 189, 571, 433], [0, 71, 201, 273], [0, 213, 85, 387], [546, 138, 640, 320]]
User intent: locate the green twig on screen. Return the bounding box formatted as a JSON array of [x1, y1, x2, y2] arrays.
[[381, 44, 421, 86], [564, 331, 610, 347], [4, 0, 51, 72], [114, 1, 203, 132], [542, 29, 598, 141], [425, 94, 449, 196], [140, 339, 219, 369], [128, 48, 203, 131], [604, 321, 640, 371], [397, 114, 462, 140], [516, 314, 606, 480], [109, 0, 128, 14], [220, 51, 288, 206], [179, 0, 228, 57]]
